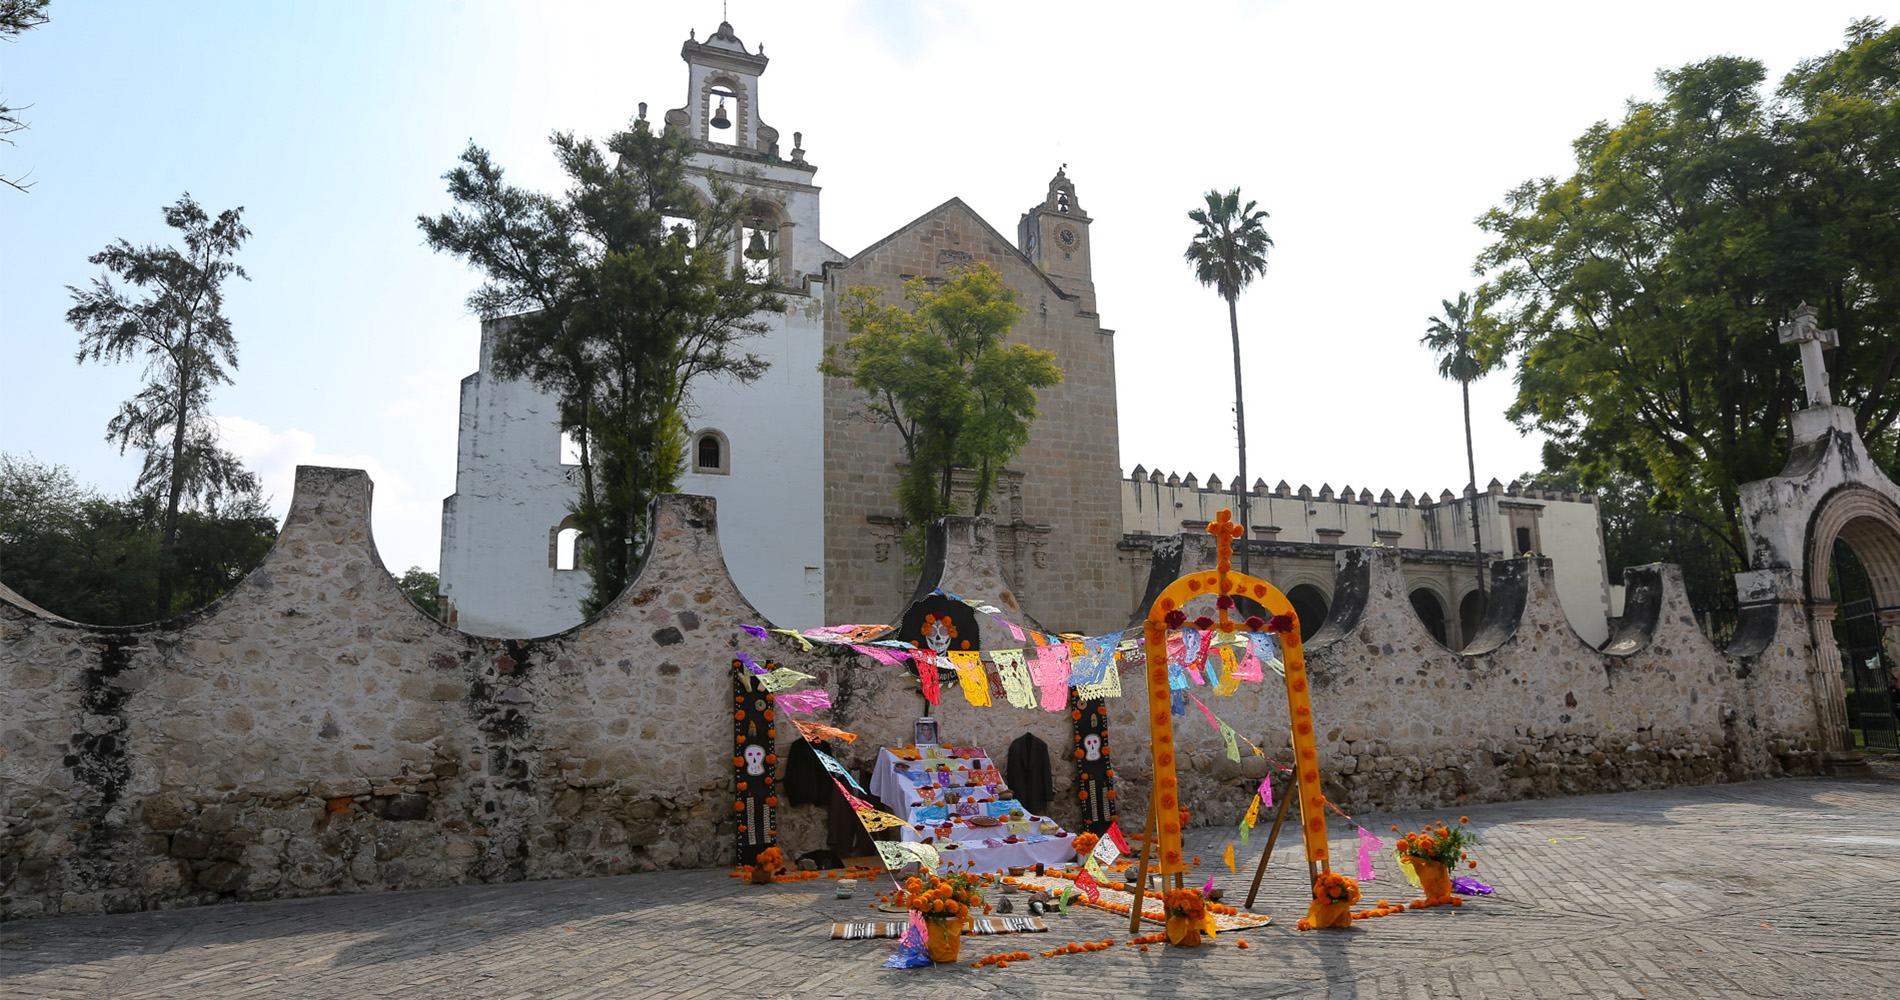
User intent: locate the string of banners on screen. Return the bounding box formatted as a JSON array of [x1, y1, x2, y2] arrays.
[[730, 604, 1288, 713]]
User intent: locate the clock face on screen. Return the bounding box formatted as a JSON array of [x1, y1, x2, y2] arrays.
[[1056, 226, 1079, 249]]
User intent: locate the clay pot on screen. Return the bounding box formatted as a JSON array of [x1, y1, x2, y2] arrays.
[[925, 919, 963, 962], [1412, 859, 1452, 899], [750, 865, 773, 885]]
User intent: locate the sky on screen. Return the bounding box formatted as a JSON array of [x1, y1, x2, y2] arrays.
[[0, 1, 1880, 576]]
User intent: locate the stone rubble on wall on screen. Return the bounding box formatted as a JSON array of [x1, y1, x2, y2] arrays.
[[0, 467, 1823, 921]]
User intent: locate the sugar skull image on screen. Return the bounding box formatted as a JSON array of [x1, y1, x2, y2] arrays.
[[1083, 734, 1102, 761], [743, 744, 767, 776], [923, 614, 955, 654]]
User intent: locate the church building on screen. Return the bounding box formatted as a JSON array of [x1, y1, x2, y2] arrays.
[[437, 20, 1611, 646]]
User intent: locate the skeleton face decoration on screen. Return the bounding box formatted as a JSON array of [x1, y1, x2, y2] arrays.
[[743, 744, 766, 776], [1083, 734, 1102, 761], [924, 618, 952, 654]]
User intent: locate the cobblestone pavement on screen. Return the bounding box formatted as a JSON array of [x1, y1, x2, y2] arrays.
[[4, 767, 1897, 1000]]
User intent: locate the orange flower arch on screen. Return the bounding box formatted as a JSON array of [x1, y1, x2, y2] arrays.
[[1140, 511, 1327, 876]]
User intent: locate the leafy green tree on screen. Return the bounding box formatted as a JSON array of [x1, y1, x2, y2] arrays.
[[0, 453, 274, 624], [67, 194, 259, 616], [1185, 188, 1273, 574], [420, 117, 782, 616], [395, 566, 441, 619], [0, 0, 51, 193], [821, 264, 1063, 559], [1473, 19, 1900, 552], [1421, 292, 1501, 596]]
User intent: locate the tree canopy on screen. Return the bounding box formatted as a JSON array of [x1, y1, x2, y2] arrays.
[[821, 264, 1063, 557], [0, 0, 50, 193], [419, 116, 782, 617], [0, 453, 276, 624], [1473, 18, 1900, 552]]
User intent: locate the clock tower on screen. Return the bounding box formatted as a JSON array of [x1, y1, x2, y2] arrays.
[[1017, 167, 1095, 311]]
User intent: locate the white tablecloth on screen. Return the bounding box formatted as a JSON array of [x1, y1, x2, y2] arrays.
[[867, 747, 1081, 873]]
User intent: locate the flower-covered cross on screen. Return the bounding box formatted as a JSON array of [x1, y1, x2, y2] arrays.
[[1207, 509, 1245, 632]]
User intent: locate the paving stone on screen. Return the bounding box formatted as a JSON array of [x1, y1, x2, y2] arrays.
[[2, 770, 1895, 999]]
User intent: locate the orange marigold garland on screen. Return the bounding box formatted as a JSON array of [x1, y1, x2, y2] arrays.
[[1072, 691, 1116, 831], [732, 661, 779, 865]]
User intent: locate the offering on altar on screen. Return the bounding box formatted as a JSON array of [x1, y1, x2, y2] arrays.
[[869, 745, 1081, 874]]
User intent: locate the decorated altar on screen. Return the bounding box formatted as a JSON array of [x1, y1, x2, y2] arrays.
[[868, 745, 1080, 872]]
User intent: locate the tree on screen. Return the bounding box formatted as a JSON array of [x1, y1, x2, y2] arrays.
[[820, 264, 1063, 559], [395, 566, 441, 619], [67, 194, 259, 617], [1473, 19, 1900, 552], [0, 0, 50, 193], [0, 453, 275, 624], [1184, 188, 1273, 575], [420, 117, 782, 617], [1421, 292, 1501, 598]]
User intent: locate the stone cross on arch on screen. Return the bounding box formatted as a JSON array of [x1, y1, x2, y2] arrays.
[[1779, 302, 1839, 408]]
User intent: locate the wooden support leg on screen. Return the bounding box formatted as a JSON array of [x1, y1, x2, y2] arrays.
[[1242, 775, 1295, 910], [1127, 802, 1158, 934]]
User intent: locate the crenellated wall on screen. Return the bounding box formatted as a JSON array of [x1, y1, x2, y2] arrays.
[[0, 467, 1824, 921]]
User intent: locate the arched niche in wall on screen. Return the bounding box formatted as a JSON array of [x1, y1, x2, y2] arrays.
[[1285, 583, 1330, 642], [1408, 587, 1450, 647], [1458, 588, 1487, 647]]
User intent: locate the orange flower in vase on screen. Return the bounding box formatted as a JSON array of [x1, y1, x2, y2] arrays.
[[1302, 872, 1362, 930], [751, 846, 785, 884]]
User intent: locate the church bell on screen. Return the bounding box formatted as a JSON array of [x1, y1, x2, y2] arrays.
[[744, 226, 772, 261], [710, 99, 731, 130]]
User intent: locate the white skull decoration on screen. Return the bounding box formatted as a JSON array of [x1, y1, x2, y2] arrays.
[[924, 618, 952, 654], [1083, 734, 1102, 761], [743, 744, 767, 776]]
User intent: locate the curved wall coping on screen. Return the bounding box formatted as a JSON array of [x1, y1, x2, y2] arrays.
[[0, 466, 774, 645]]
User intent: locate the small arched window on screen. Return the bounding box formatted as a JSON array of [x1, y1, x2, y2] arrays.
[[554, 527, 583, 571], [692, 429, 730, 475]]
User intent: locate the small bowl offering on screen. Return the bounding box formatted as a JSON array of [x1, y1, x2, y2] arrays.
[[836, 879, 857, 899]]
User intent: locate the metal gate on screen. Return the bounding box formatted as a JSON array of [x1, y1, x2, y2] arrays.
[[1831, 539, 1898, 750]]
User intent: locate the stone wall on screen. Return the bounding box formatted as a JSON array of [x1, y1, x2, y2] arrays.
[[0, 467, 1825, 921], [1, 468, 823, 920]]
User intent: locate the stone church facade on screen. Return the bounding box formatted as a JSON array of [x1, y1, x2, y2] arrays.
[[438, 20, 1610, 644]]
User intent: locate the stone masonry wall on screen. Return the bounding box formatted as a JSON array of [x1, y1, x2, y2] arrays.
[[1, 468, 1824, 921]]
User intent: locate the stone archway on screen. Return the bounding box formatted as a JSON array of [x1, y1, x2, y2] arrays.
[[1803, 485, 1900, 751]]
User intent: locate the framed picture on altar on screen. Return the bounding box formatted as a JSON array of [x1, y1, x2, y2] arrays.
[[914, 717, 939, 748]]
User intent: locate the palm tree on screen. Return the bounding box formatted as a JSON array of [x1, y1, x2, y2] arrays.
[[1185, 188, 1273, 576], [1420, 292, 1496, 605]]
